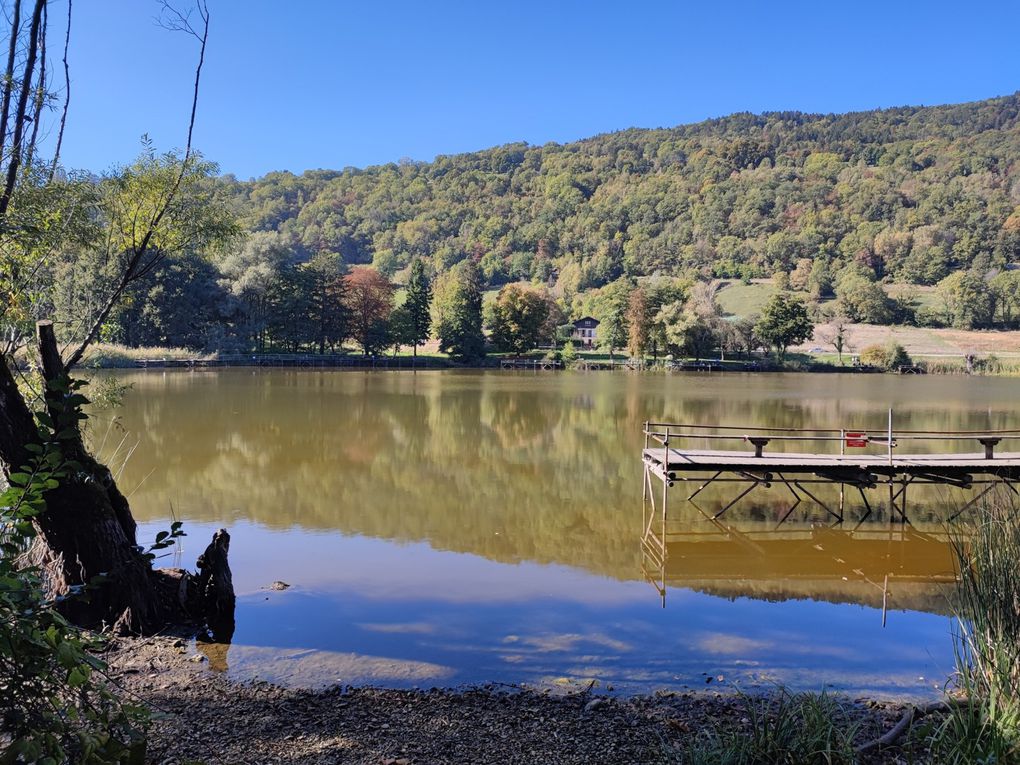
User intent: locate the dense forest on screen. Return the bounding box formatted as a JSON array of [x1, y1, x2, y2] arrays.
[[46, 92, 1020, 352]]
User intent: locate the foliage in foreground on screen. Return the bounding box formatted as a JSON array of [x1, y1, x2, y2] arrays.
[[0, 379, 173, 763], [664, 689, 860, 765], [919, 495, 1020, 764]]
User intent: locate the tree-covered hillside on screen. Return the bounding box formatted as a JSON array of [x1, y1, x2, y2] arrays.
[[65, 92, 1020, 352], [229, 92, 1020, 290]]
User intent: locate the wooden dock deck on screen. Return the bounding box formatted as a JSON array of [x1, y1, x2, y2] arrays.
[[642, 448, 1020, 480], [640, 420, 1020, 531]]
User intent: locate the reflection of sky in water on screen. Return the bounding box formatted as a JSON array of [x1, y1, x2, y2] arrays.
[[143, 520, 955, 700], [110, 369, 1014, 700]]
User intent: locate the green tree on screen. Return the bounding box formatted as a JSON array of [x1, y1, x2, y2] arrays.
[[755, 293, 814, 360], [600, 307, 627, 361], [935, 271, 994, 329], [489, 284, 550, 355], [834, 267, 895, 324], [860, 342, 912, 370], [404, 258, 433, 358], [266, 264, 314, 351], [991, 270, 1020, 327], [389, 303, 415, 355], [214, 230, 293, 352], [432, 259, 485, 362], [655, 300, 718, 359], [306, 252, 350, 354], [733, 315, 761, 358]]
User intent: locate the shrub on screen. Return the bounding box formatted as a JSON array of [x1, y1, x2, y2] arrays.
[[859, 342, 911, 370]]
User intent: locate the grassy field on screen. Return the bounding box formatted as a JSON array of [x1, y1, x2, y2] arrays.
[[796, 324, 1020, 358], [715, 279, 1020, 359], [715, 280, 777, 317]]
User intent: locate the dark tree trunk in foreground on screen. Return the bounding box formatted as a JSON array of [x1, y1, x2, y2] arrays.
[[0, 323, 234, 636]]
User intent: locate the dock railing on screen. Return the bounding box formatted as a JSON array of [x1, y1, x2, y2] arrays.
[[642, 421, 1020, 460]]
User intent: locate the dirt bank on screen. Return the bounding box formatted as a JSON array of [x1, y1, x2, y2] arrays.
[[102, 635, 917, 765]]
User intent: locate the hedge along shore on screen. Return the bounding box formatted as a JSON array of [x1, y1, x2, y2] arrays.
[[103, 634, 927, 765]]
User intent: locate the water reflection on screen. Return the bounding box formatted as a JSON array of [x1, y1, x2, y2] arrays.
[[641, 513, 957, 615], [100, 370, 1020, 697]]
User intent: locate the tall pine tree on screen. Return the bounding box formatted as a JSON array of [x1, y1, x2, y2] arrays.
[[405, 258, 433, 358]]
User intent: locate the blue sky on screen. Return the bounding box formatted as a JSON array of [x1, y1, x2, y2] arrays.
[[51, 0, 1020, 179]]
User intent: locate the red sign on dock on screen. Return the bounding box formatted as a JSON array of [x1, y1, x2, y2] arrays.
[[845, 432, 868, 448]]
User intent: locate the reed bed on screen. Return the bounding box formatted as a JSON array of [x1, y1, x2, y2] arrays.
[[81, 343, 212, 368], [919, 494, 1020, 763]]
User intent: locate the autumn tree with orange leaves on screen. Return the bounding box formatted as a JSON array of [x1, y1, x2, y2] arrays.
[[344, 266, 394, 354]]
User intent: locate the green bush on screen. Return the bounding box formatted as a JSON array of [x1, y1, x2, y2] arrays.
[[859, 342, 912, 370]]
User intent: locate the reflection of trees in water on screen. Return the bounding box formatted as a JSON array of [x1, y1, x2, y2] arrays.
[[109, 371, 1012, 584]]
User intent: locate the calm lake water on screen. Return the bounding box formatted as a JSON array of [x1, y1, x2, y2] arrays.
[[99, 369, 1020, 699]]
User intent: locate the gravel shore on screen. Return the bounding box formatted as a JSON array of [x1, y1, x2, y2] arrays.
[[105, 636, 914, 765]]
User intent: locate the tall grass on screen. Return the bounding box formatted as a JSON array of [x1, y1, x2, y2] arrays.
[[926, 494, 1020, 763], [919, 356, 1020, 376], [667, 689, 860, 765], [82, 343, 212, 368]]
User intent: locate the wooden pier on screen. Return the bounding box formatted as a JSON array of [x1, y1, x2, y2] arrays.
[[641, 420, 1020, 543]]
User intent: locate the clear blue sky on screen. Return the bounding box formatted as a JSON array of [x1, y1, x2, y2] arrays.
[[52, 0, 1020, 179]]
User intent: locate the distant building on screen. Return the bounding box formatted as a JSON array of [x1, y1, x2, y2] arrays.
[[571, 317, 600, 349]]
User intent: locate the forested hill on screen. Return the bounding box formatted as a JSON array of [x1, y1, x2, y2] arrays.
[[225, 92, 1020, 291]]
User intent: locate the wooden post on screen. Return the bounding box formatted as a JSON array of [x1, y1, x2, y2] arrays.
[[661, 428, 669, 564], [887, 409, 895, 521], [839, 428, 845, 521]]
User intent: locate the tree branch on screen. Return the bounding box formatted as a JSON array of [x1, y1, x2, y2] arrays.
[[63, 0, 210, 370], [0, 0, 45, 220], [49, 0, 71, 181], [25, 0, 46, 168], [0, 0, 23, 166]]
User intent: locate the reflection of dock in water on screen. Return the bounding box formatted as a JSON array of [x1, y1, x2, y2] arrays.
[[640, 521, 958, 615], [637, 420, 994, 616]]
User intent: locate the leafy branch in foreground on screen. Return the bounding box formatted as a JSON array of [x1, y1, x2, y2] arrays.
[[1, 377, 184, 763]]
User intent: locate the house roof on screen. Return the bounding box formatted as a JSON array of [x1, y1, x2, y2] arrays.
[[573, 316, 600, 327]]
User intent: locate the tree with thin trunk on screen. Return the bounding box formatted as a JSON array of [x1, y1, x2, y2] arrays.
[[819, 312, 853, 365], [0, 0, 235, 635]]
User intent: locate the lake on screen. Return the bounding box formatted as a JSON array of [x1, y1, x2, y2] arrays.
[[99, 369, 1020, 698]]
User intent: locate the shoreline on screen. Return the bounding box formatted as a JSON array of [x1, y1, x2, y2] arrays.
[[68, 344, 1020, 375], [106, 635, 917, 764]]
